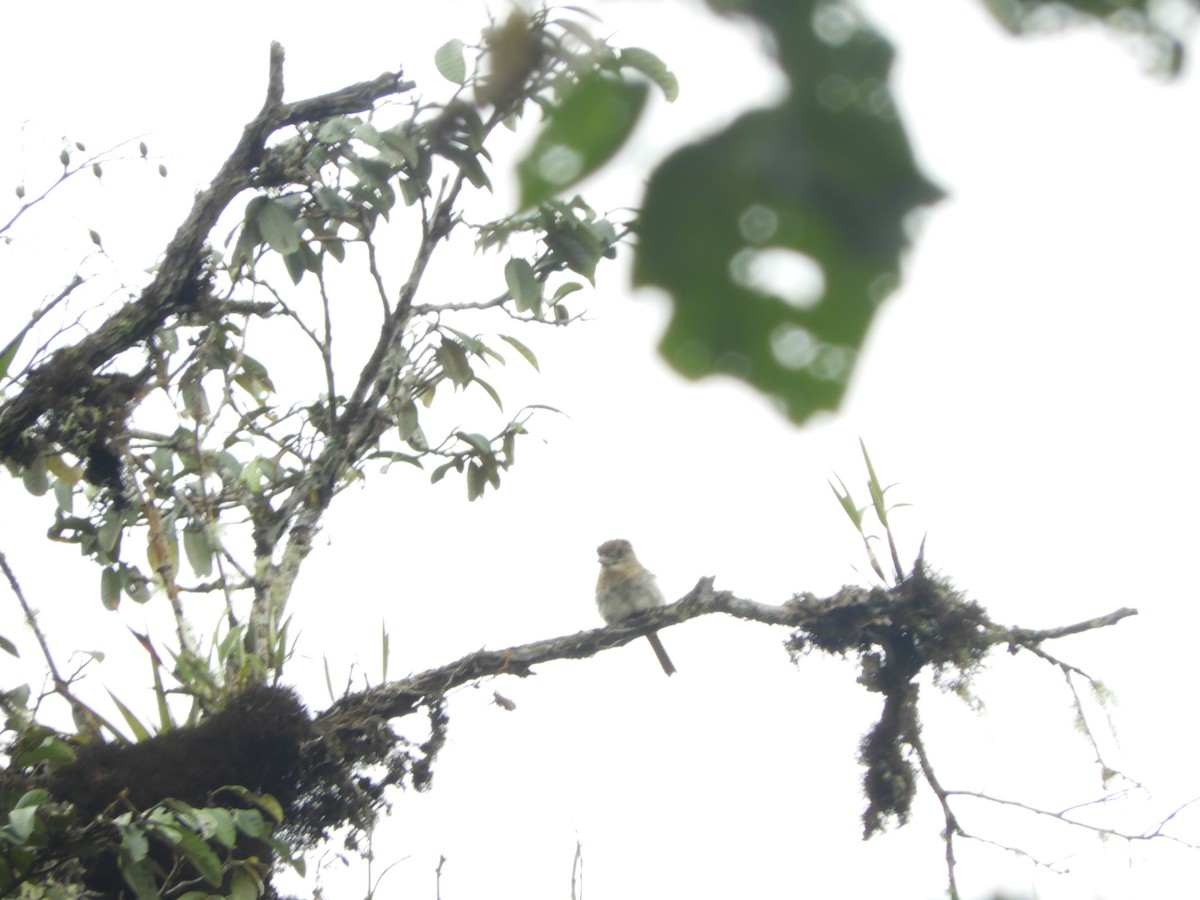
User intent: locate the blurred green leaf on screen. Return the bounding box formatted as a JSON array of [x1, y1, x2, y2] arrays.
[[124, 568, 151, 604], [504, 258, 540, 312], [516, 74, 648, 211], [498, 334, 539, 371], [456, 431, 493, 456], [101, 567, 122, 610], [314, 186, 350, 217], [283, 248, 307, 285], [982, 0, 1185, 72], [4, 807, 37, 843], [183, 525, 214, 577], [467, 461, 486, 500], [395, 398, 420, 441], [634, 2, 942, 424], [170, 825, 223, 886], [474, 376, 504, 410], [0, 332, 24, 380], [618, 47, 679, 101], [229, 867, 263, 900], [256, 198, 302, 255], [437, 340, 473, 387], [105, 689, 150, 742], [315, 117, 358, 145], [233, 808, 268, 838], [21, 458, 49, 496], [220, 786, 283, 823], [435, 38, 468, 84], [11, 735, 75, 768]]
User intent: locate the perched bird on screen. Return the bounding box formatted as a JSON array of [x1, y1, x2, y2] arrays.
[[595, 539, 676, 676]]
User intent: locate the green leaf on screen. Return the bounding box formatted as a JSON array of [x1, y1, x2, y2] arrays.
[[367, 450, 424, 471], [233, 353, 276, 400], [21, 458, 48, 496], [119, 821, 149, 861], [53, 477, 74, 510], [100, 566, 121, 609], [632, 4, 942, 424], [618, 47, 679, 101], [435, 38, 468, 84], [516, 74, 649, 211], [118, 848, 159, 900], [5, 806, 37, 843], [544, 222, 603, 283], [314, 186, 350, 217], [0, 634, 17, 657], [504, 258, 541, 312], [124, 568, 152, 604], [233, 807, 268, 837], [15, 789, 47, 808], [11, 735, 75, 768], [828, 476, 864, 531], [283, 249, 307, 285], [97, 514, 123, 556], [473, 377, 504, 410], [315, 116, 358, 144], [498, 334, 539, 371], [467, 461, 486, 500], [180, 378, 209, 422], [395, 398, 419, 441], [437, 340, 473, 387], [240, 458, 266, 493], [106, 688, 151, 742], [182, 525, 214, 577], [552, 281, 583, 302], [171, 826, 223, 886], [220, 786, 283, 823], [256, 198, 302, 255], [0, 332, 24, 380], [456, 432, 493, 456], [229, 866, 264, 900]]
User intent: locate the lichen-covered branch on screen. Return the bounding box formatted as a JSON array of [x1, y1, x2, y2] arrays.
[[318, 573, 1137, 729]]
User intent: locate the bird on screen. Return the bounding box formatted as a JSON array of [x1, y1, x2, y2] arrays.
[[595, 539, 676, 676]]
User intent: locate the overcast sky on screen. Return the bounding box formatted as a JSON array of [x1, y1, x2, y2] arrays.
[[2, 2, 1199, 899]]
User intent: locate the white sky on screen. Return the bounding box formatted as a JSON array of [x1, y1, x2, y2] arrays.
[[2, 2, 1199, 899]]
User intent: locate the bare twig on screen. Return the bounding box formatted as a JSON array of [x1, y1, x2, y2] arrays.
[[944, 789, 1200, 850], [0, 549, 118, 739], [908, 725, 961, 899]]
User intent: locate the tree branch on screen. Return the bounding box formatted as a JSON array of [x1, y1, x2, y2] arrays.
[[0, 45, 413, 461], [318, 576, 1136, 726]]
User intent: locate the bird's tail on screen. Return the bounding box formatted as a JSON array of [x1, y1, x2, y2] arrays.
[[646, 631, 677, 676]]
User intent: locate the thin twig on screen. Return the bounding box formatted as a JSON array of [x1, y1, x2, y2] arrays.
[[908, 723, 961, 900], [0, 549, 117, 739]]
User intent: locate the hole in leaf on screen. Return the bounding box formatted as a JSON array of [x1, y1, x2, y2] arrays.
[[729, 248, 825, 309]]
